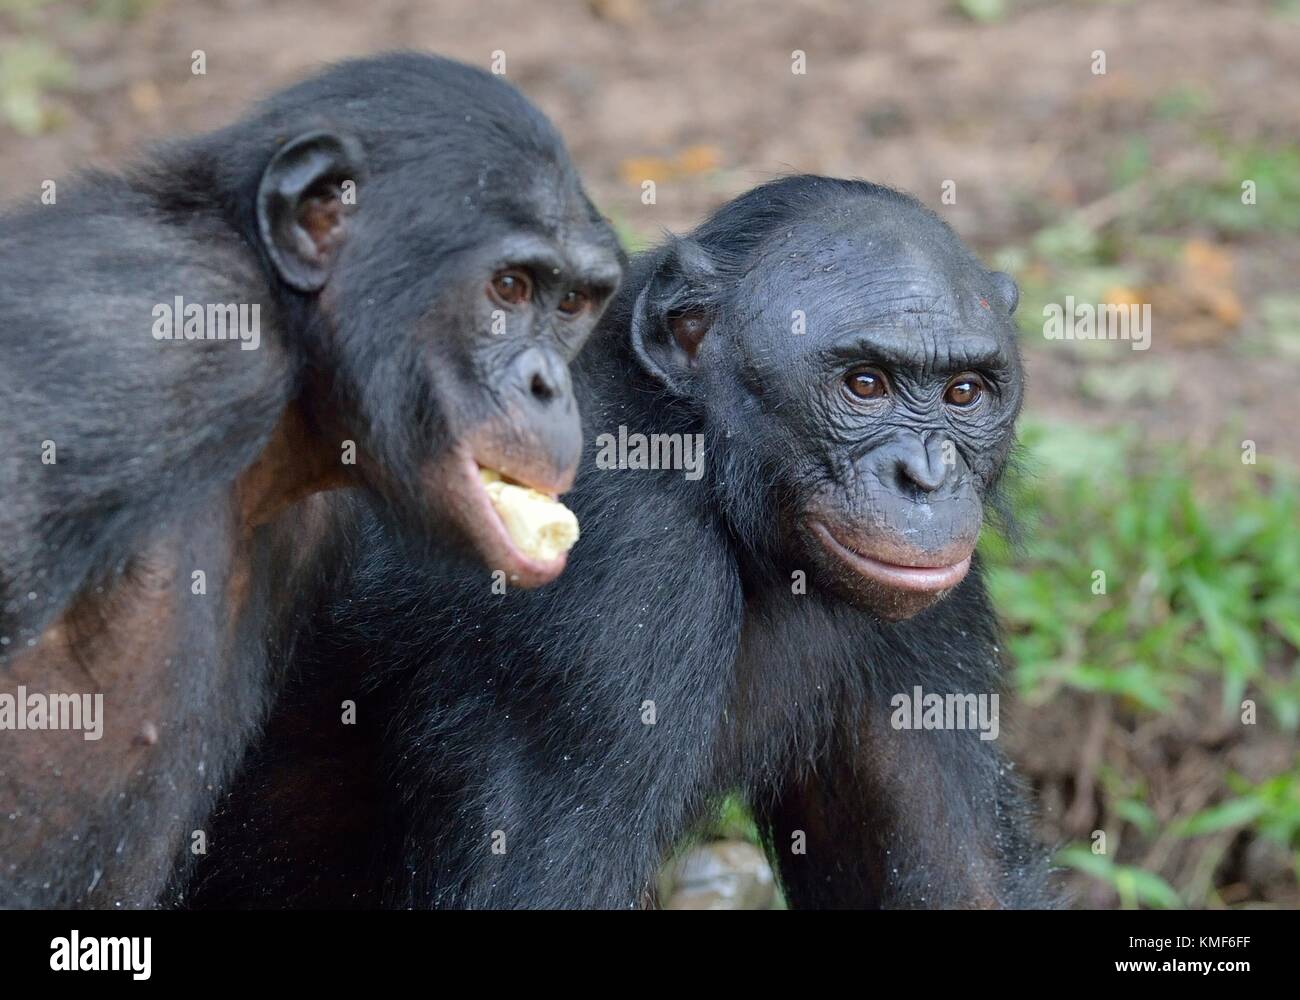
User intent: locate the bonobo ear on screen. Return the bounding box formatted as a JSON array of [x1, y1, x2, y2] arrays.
[[990, 271, 1019, 315], [257, 130, 365, 293], [630, 237, 719, 395]]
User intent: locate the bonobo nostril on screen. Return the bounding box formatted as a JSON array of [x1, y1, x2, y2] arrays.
[[530, 372, 554, 402], [516, 347, 570, 407]]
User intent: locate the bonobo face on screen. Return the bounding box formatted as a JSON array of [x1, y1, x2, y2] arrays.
[[256, 130, 622, 587], [740, 217, 1021, 620], [407, 181, 623, 586], [631, 187, 1021, 620]]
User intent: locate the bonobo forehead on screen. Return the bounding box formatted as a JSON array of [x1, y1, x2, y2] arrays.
[[488, 167, 613, 247], [357, 141, 619, 303], [730, 199, 1013, 370], [390, 151, 582, 233]]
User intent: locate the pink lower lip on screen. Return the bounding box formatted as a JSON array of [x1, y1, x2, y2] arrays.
[[459, 450, 567, 585], [811, 522, 972, 593]]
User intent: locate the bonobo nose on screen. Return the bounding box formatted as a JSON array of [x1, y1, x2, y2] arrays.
[[495, 347, 582, 493], [515, 347, 572, 409], [886, 434, 950, 495]]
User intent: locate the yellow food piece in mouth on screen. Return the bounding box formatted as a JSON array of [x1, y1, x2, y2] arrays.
[[479, 468, 580, 562]]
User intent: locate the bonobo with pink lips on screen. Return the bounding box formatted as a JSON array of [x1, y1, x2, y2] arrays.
[[185, 176, 1055, 911]]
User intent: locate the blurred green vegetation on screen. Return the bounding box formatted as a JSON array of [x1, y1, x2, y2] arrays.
[[0, 38, 73, 134], [0, 0, 160, 133], [604, 210, 655, 255], [998, 138, 1300, 340], [1120, 135, 1300, 236], [985, 424, 1300, 723], [982, 423, 1300, 907]]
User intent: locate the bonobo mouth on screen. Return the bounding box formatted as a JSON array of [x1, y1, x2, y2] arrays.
[[441, 444, 578, 588], [810, 521, 972, 594]]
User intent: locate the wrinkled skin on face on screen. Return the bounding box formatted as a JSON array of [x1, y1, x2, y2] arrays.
[[406, 212, 623, 586], [284, 141, 623, 587], [665, 194, 1022, 620]]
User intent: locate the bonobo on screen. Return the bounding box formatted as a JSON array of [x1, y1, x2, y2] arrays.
[[0, 53, 621, 907], [188, 175, 1054, 909]]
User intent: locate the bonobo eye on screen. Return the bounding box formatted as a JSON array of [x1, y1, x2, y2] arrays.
[[489, 269, 532, 307], [556, 289, 590, 318], [944, 373, 985, 407], [843, 367, 889, 401]]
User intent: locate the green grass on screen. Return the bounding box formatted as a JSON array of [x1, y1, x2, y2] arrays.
[[983, 423, 1300, 725], [983, 423, 1300, 906]]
